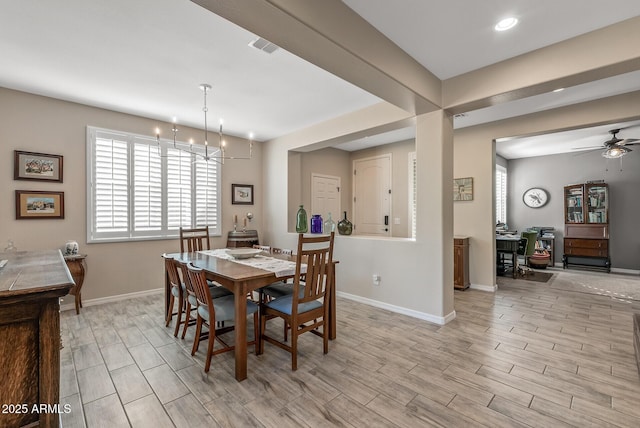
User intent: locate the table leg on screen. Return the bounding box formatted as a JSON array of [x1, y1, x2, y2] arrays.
[[329, 264, 336, 340], [234, 282, 248, 381], [512, 251, 517, 278], [165, 270, 171, 323]]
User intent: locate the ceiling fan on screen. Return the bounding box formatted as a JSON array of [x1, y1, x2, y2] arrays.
[[576, 128, 640, 159]]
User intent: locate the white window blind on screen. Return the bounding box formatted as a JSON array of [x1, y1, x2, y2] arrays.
[[87, 126, 221, 242], [408, 151, 417, 239], [496, 165, 507, 224]]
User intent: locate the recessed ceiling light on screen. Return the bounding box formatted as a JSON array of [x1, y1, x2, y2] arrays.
[[494, 17, 518, 32], [552, 88, 565, 93]]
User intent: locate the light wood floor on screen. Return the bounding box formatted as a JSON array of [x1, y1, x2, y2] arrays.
[[60, 271, 640, 427]]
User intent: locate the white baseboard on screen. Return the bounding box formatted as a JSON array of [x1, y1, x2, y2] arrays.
[[611, 267, 640, 275], [336, 291, 456, 325], [469, 283, 498, 292], [60, 288, 164, 313]]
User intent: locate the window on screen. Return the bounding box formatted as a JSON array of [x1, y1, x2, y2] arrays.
[[408, 151, 417, 239], [496, 165, 507, 224], [87, 126, 220, 242]]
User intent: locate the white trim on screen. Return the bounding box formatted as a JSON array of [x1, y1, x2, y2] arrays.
[[611, 267, 640, 275], [470, 283, 498, 292], [336, 291, 456, 325], [60, 288, 163, 313]]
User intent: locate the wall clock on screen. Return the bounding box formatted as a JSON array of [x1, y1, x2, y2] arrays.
[[523, 187, 548, 208]]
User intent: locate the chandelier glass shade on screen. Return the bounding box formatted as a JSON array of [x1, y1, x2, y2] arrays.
[[155, 83, 252, 165]]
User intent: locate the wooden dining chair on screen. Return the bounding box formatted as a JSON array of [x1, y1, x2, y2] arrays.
[[163, 254, 186, 337], [259, 232, 334, 370], [180, 226, 211, 252], [175, 259, 233, 340], [186, 263, 259, 373]]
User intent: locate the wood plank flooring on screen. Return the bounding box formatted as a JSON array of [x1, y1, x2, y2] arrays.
[[59, 271, 640, 427]]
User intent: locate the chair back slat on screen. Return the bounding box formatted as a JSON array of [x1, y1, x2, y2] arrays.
[[163, 254, 181, 289], [293, 233, 334, 307], [186, 263, 214, 318], [180, 226, 211, 253]]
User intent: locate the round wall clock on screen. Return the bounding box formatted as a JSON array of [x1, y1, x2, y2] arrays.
[[523, 187, 549, 208]]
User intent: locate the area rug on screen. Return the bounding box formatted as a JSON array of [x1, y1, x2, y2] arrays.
[[548, 269, 640, 301]]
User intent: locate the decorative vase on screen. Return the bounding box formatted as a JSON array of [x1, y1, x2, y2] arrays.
[[65, 240, 79, 255], [324, 212, 336, 233], [295, 205, 308, 233], [337, 211, 353, 235], [310, 214, 323, 234]]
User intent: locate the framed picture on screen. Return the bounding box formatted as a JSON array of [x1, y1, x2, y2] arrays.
[[14, 150, 63, 182], [231, 184, 254, 205], [453, 177, 473, 201], [15, 190, 65, 219]]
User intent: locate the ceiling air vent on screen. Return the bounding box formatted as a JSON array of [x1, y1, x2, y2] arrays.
[[249, 37, 279, 54]]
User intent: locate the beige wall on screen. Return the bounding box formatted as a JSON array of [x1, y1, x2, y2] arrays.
[[0, 87, 263, 301]]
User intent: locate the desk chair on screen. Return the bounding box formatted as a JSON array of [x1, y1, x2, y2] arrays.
[[517, 231, 538, 276]]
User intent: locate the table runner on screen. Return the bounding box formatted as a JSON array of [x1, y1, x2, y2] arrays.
[[200, 249, 306, 278]]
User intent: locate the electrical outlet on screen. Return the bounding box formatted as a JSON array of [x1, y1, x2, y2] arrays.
[[394, 217, 400, 225], [372, 274, 381, 285]]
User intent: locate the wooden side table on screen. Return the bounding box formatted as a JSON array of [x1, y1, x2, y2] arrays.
[[64, 254, 87, 314]]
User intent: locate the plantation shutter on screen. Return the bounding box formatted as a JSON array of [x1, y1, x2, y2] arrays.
[[94, 133, 129, 235], [133, 138, 162, 232]]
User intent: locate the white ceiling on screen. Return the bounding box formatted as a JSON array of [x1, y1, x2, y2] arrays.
[[1, 0, 639, 157]]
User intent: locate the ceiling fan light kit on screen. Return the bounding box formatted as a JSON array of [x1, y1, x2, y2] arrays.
[[574, 128, 639, 160]]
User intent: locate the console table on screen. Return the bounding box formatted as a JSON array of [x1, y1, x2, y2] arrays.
[[0, 250, 73, 428], [64, 254, 87, 314]]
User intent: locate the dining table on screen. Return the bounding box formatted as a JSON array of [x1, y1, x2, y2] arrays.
[[164, 249, 337, 381]]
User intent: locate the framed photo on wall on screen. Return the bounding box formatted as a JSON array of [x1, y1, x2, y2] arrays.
[[453, 177, 473, 201], [231, 184, 254, 205], [14, 150, 64, 182], [15, 190, 65, 219]]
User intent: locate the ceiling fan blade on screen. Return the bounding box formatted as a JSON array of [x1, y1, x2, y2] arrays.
[[571, 146, 602, 150], [618, 138, 639, 145]]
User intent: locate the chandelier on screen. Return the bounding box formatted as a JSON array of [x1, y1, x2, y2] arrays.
[[155, 83, 253, 165]]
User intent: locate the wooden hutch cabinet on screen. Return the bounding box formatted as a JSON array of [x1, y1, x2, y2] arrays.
[[454, 237, 470, 290], [562, 182, 610, 272]]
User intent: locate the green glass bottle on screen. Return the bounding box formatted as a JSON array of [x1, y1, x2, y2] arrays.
[[295, 205, 308, 233], [337, 211, 353, 235]]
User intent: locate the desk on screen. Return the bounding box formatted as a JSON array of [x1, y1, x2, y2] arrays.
[[0, 250, 73, 428], [164, 251, 337, 381], [496, 236, 520, 278]]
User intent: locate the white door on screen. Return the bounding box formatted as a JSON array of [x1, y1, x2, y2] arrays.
[[353, 154, 391, 236], [311, 173, 341, 227]]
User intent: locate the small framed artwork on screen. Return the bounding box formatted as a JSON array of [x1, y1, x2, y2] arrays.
[[15, 190, 65, 219], [231, 184, 254, 205], [14, 150, 64, 182], [453, 177, 474, 201]]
